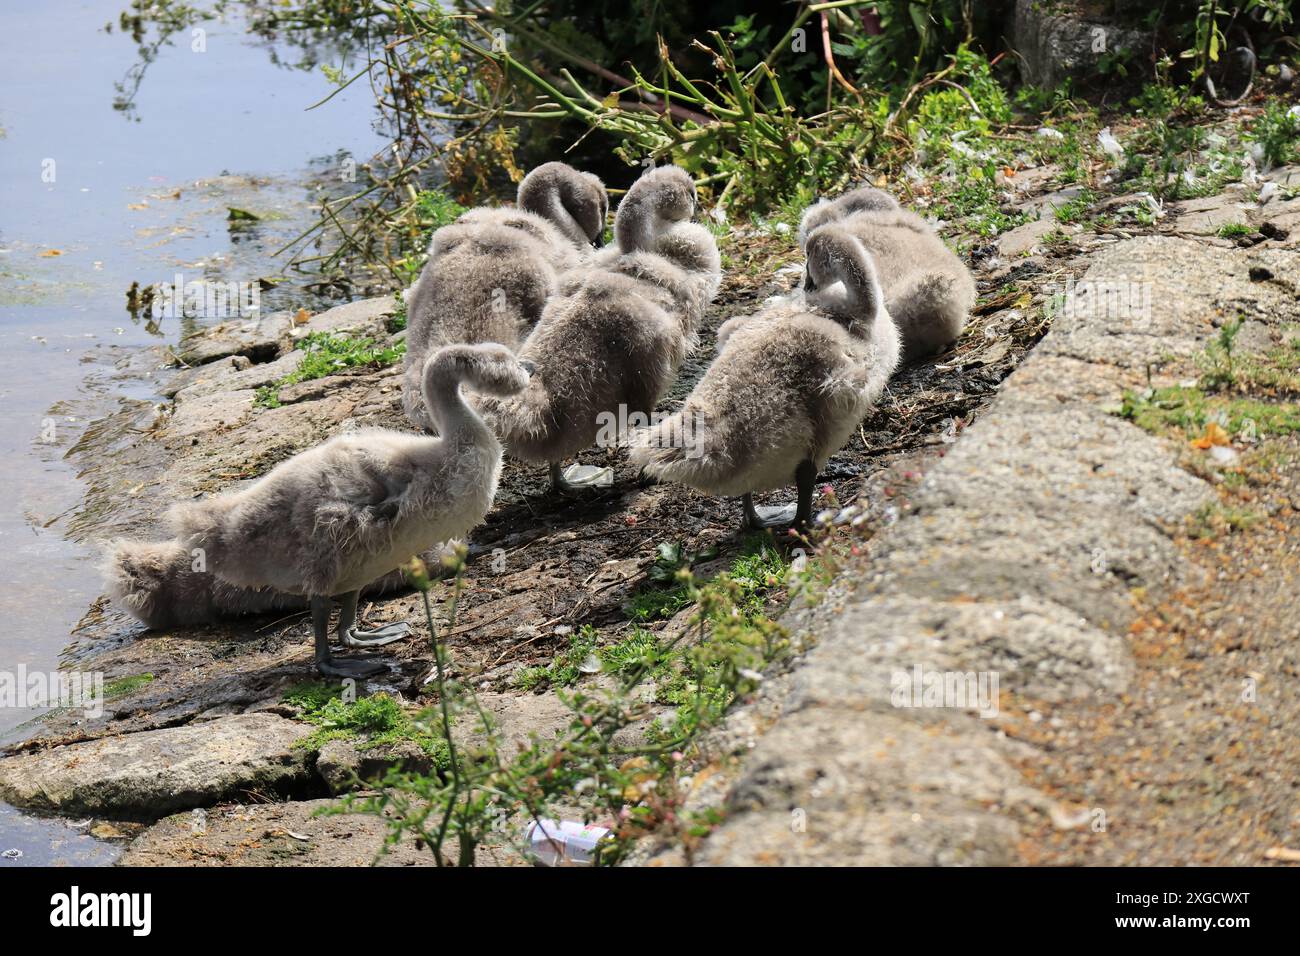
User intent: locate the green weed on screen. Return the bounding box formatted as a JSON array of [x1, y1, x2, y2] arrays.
[[254, 331, 405, 409], [104, 673, 155, 699]]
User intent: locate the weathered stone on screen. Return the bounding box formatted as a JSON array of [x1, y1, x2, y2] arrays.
[[178, 312, 292, 366], [1170, 192, 1253, 236], [788, 595, 1133, 711], [316, 737, 432, 795], [456, 691, 575, 757], [873, 504, 1187, 634], [294, 295, 397, 338], [1027, 185, 1088, 218], [915, 399, 1211, 528], [699, 708, 1037, 866], [161, 354, 253, 398], [1257, 201, 1300, 246], [172, 350, 305, 403], [1036, 238, 1295, 368], [119, 797, 432, 866], [997, 216, 1058, 258], [1011, 0, 1150, 90], [1264, 164, 1300, 188], [165, 387, 257, 439], [1008, 352, 1143, 405], [0, 714, 315, 818], [701, 806, 1020, 867]]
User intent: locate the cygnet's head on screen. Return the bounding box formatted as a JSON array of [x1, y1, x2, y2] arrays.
[[614, 164, 699, 252], [638, 164, 698, 223], [803, 224, 882, 326], [834, 185, 900, 216], [518, 161, 609, 247], [797, 199, 836, 251], [426, 343, 532, 397]]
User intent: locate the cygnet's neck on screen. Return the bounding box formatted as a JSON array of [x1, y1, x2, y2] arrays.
[[615, 194, 660, 253], [422, 367, 491, 445], [811, 247, 880, 330], [533, 189, 586, 247]]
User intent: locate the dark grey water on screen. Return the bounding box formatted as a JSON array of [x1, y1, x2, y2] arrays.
[[0, 0, 384, 863]]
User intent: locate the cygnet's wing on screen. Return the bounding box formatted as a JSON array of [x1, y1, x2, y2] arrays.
[[314, 440, 412, 534]]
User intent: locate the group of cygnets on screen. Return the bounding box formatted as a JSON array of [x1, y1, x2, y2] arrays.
[[106, 161, 975, 677]]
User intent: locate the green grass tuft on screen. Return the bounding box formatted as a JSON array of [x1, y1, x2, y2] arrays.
[[104, 673, 155, 699], [255, 331, 405, 409], [1217, 223, 1253, 238], [295, 691, 450, 768]]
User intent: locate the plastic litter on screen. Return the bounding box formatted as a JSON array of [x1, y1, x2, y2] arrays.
[[561, 464, 614, 487], [753, 502, 798, 525], [524, 819, 613, 866]]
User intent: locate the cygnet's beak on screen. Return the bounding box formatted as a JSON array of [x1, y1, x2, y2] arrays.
[[593, 229, 607, 248], [803, 271, 817, 292]]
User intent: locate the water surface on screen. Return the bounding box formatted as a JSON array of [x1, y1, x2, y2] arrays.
[[0, 0, 383, 863]]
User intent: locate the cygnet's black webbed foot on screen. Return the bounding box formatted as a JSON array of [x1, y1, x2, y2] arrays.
[[741, 461, 817, 533], [341, 621, 411, 648], [336, 591, 412, 648], [315, 652, 389, 679], [311, 595, 395, 679]]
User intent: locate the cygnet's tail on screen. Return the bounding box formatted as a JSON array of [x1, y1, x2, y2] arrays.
[[102, 538, 307, 629], [104, 538, 426, 630], [104, 539, 210, 629], [889, 269, 975, 360], [628, 407, 732, 493]]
